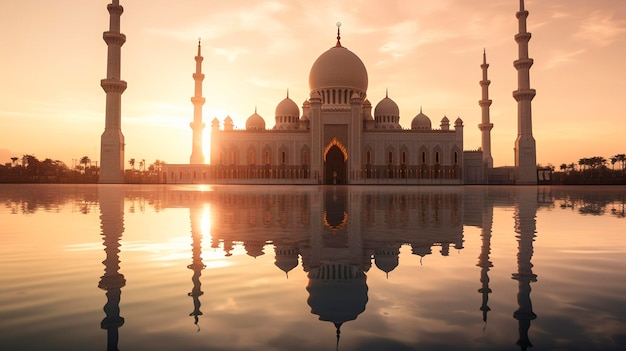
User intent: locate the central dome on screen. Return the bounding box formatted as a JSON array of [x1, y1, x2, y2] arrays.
[[309, 46, 368, 93]]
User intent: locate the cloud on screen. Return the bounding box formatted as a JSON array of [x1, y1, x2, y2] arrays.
[[575, 10, 626, 47], [544, 49, 586, 69], [212, 47, 249, 62], [378, 21, 454, 58]]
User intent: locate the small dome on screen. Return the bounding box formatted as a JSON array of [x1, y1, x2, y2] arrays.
[[246, 111, 266, 131], [309, 46, 368, 93], [411, 110, 431, 130], [224, 115, 233, 123], [374, 96, 399, 117], [275, 96, 299, 118]]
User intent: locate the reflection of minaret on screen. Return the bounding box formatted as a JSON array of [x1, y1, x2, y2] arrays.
[[513, 0, 537, 185], [479, 49, 494, 169], [477, 205, 494, 324], [190, 40, 206, 164], [98, 187, 126, 351], [188, 206, 206, 329], [99, 0, 126, 184], [512, 189, 538, 350]]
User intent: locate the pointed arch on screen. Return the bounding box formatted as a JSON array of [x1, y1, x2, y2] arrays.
[[323, 138, 348, 162], [262, 144, 272, 165], [400, 144, 409, 165], [247, 145, 256, 165], [300, 145, 310, 166], [278, 144, 289, 165], [363, 144, 374, 165]]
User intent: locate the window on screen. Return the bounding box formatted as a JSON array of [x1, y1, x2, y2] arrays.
[[366, 150, 371, 164], [402, 151, 407, 165], [435, 152, 440, 164], [454, 152, 458, 164], [421, 152, 426, 164], [302, 150, 309, 165], [388, 151, 393, 164], [249, 150, 255, 165], [265, 151, 270, 165], [281, 151, 286, 165]]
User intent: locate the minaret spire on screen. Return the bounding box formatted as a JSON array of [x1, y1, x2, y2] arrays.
[[99, 0, 127, 183], [190, 39, 206, 164], [513, 0, 537, 184], [479, 49, 494, 170]]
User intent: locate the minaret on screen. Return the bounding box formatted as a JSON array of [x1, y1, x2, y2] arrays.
[[99, 0, 126, 183], [479, 49, 494, 169], [513, 0, 537, 184], [512, 188, 538, 350], [190, 40, 206, 164]]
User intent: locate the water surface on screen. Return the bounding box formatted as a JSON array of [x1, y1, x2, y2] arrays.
[[1, 184, 625, 351]]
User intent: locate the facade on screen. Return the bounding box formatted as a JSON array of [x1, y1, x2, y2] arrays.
[[163, 1, 538, 185], [166, 27, 465, 185]]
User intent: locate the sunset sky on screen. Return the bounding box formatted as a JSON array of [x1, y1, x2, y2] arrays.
[[1, 0, 625, 168]]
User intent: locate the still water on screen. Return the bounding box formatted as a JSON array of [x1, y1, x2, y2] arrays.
[[0, 184, 625, 351]]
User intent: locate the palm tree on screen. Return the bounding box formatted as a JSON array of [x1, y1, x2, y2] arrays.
[[611, 157, 618, 171], [80, 156, 90, 174], [559, 163, 567, 173], [140, 159, 146, 172], [129, 158, 136, 171], [614, 154, 626, 172]]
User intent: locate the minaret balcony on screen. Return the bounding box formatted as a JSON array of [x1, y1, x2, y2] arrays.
[[107, 3, 124, 15], [479, 99, 493, 108], [103, 32, 126, 46], [514, 32, 532, 43], [101, 79, 128, 94], [514, 58, 534, 70], [478, 123, 494, 131], [513, 89, 536, 102], [191, 97, 206, 104], [193, 73, 205, 80]]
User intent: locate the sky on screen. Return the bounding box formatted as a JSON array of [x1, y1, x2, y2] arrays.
[[1, 0, 626, 168]]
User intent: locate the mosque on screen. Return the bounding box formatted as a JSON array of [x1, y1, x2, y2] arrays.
[[98, 0, 538, 185]]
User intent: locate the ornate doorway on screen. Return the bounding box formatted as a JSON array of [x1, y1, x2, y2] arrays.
[[323, 138, 348, 184]]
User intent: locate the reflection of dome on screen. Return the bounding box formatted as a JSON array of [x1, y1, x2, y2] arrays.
[[411, 109, 432, 130], [275, 96, 299, 119], [309, 46, 368, 93], [274, 246, 299, 276], [411, 244, 432, 258], [374, 247, 400, 274], [246, 111, 266, 131], [374, 96, 399, 117], [244, 240, 266, 258], [306, 263, 368, 325]]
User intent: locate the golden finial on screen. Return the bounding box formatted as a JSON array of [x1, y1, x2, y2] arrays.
[[335, 22, 342, 47]]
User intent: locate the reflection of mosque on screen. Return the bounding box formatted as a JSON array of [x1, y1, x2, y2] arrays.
[[96, 186, 543, 350], [195, 187, 465, 345]]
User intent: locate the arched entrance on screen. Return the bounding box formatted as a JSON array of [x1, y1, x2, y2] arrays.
[[323, 138, 348, 184]]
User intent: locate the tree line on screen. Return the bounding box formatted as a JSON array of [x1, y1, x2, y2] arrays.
[[0, 155, 166, 183], [552, 153, 625, 184]]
